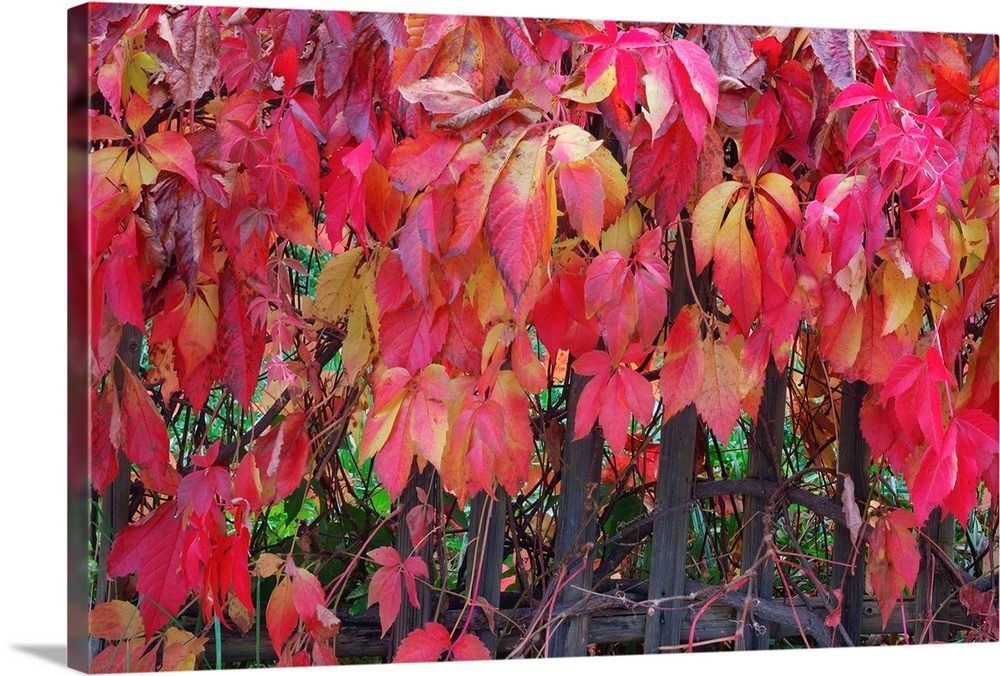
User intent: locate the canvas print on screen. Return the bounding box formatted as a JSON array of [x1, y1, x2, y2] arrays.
[[69, 2, 999, 672]]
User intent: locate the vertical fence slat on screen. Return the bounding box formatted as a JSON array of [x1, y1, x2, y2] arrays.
[[644, 222, 708, 653], [550, 372, 603, 657], [466, 487, 507, 650], [390, 462, 439, 657], [832, 380, 870, 646], [914, 509, 955, 643], [739, 358, 786, 650]]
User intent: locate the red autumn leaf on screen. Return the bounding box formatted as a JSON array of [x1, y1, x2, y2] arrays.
[[694, 337, 742, 443], [388, 131, 463, 193], [249, 412, 311, 504], [909, 425, 958, 524], [453, 129, 528, 255], [942, 410, 999, 522], [376, 253, 449, 373], [572, 350, 654, 452], [177, 466, 230, 518], [102, 221, 146, 329], [450, 632, 492, 660], [712, 195, 761, 336], [393, 622, 452, 663], [266, 576, 298, 655], [120, 367, 177, 493], [557, 160, 606, 247], [107, 502, 189, 637], [824, 589, 844, 629], [367, 546, 430, 637], [628, 117, 699, 226], [660, 305, 706, 422], [218, 265, 266, 409], [278, 113, 321, 205], [740, 90, 781, 179], [484, 130, 552, 302], [291, 567, 329, 634], [866, 509, 920, 628], [91, 380, 121, 495], [664, 38, 718, 151], [932, 63, 971, 105]]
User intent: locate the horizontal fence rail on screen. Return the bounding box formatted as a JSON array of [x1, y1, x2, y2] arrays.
[[200, 586, 972, 663]]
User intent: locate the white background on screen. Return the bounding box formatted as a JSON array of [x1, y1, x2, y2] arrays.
[[1, 0, 997, 674]]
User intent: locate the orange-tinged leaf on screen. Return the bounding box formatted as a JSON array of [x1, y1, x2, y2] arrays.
[[713, 196, 761, 335], [177, 283, 218, 376], [161, 627, 208, 671], [867, 509, 920, 628], [819, 289, 864, 372], [451, 632, 492, 660], [660, 306, 706, 422], [360, 368, 412, 464], [695, 337, 742, 443], [485, 131, 551, 302], [144, 130, 199, 186], [89, 601, 144, 641], [557, 160, 605, 247], [388, 131, 463, 193], [691, 181, 742, 274], [453, 129, 528, 255], [407, 365, 453, 467], [266, 576, 298, 655], [89, 640, 153, 674]]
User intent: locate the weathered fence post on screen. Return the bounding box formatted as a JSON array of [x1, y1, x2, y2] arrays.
[[739, 358, 787, 650], [466, 487, 507, 650], [832, 380, 870, 646], [550, 371, 604, 657], [390, 462, 439, 657], [644, 223, 709, 653], [913, 509, 955, 643]]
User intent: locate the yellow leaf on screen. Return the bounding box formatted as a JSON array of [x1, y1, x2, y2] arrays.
[[559, 62, 617, 103], [881, 260, 918, 336], [162, 627, 208, 671], [958, 217, 988, 278], [341, 304, 373, 382], [691, 181, 743, 274], [550, 124, 603, 163], [256, 552, 286, 578], [602, 205, 643, 256], [312, 247, 363, 322]]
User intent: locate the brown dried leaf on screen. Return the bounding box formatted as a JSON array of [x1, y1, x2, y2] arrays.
[[158, 7, 221, 103]]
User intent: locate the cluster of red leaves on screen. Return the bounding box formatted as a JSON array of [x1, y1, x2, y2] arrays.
[[87, 4, 998, 663]]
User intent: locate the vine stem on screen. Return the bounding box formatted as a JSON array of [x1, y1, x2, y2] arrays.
[[931, 305, 956, 420]]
